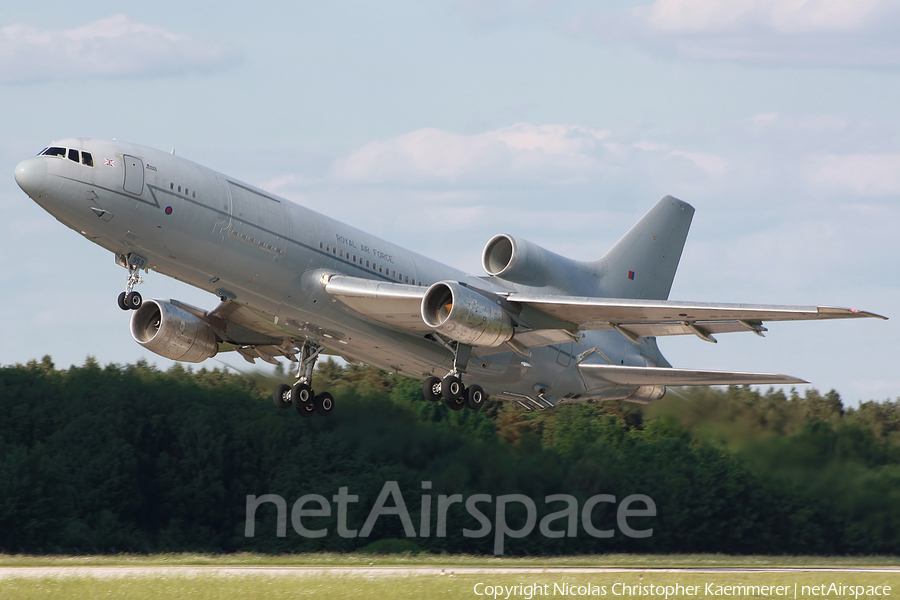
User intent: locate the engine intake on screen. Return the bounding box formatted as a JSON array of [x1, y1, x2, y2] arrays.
[[421, 281, 513, 347], [130, 299, 219, 363]]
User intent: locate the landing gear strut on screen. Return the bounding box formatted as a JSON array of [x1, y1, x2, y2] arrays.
[[421, 339, 486, 411], [271, 340, 335, 418], [116, 253, 146, 311]]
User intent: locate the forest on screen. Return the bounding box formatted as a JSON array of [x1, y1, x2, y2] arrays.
[[1, 356, 899, 555]]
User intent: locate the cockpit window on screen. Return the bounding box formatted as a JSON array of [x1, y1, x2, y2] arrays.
[[81, 152, 93, 167], [68, 149, 79, 163], [37, 148, 48, 156], [42, 147, 66, 158]]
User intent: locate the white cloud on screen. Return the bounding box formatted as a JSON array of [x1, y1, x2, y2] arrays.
[[577, 0, 900, 67], [666, 151, 731, 177], [331, 123, 736, 187], [639, 0, 890, 35], [0, 14, 236, 84], [333, 124, 613, 184], [805, 153, 900, 195]]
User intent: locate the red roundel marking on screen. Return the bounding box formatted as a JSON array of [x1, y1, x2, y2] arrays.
[[165, 206, 173, 215]]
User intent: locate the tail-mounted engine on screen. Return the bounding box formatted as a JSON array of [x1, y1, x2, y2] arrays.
[[482, 234, 595, 293], [130, 299, 219, 363], [421, 281, 514, 347]]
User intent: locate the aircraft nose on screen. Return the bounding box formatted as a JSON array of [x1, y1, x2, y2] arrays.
[[14, 157, 47, 196]]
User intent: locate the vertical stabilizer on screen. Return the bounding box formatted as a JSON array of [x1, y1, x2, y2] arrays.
[[592, 196, 694, 300]]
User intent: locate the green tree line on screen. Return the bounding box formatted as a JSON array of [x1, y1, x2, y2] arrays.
[[0, 356, 898, 555]]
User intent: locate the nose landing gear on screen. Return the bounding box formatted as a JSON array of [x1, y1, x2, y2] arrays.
[[271, 340, 335, 419]]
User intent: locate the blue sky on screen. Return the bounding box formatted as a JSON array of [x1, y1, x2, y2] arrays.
[[1, 0, 898, 402]]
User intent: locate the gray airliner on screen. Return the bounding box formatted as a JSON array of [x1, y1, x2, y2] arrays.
[[14, 139, 886, 417]]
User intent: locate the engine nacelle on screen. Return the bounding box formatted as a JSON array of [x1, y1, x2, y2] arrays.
[[130, 299, 219, 363], [482, 234, 594, 292], [624, 385, 667, 404], [421, 281, 514, 347]]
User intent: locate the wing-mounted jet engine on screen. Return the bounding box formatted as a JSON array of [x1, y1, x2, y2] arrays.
[[421, 281, 513, 347], [130, 299, 219, 363]]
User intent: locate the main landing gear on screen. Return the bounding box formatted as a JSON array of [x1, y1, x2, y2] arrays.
[[423, 375, 486, 411], [421, 339, 486, 411], [116, 253, 146, 311], [272, 340, 335, 418]]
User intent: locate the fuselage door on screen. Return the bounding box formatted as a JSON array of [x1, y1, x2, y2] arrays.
[[123, 155, 144, 195]]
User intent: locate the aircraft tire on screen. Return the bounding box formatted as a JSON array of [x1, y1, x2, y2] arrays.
[[273, 384, 292, 409], [466, 384, 486, 410], [442, 375, 466, 411], [441, 375, 464, 401], [423, 376, 442, 402], [292, 382, 315, 418], [117, 292, 129, 311], [445, 394, 466, 411], [314, 392, 335, 417], [126, 291, 143, 310]]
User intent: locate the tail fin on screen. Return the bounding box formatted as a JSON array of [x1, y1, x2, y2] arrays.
[[592, 195, 694, 300]]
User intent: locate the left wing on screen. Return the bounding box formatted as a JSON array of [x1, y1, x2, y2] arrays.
[[503, 293, 887, 343], [323, 275, 886, 348]]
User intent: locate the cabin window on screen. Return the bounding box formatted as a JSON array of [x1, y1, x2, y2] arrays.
[[81, 152, 93, 167], [177, 185, 182, 193], [340, 250, 344, 258], [392, 270, 396, 278], [192, 191, 196, 198], [405, 276, 409, 283], [319, 242, 324, 249], [170, 183, 175, 190], [185, 188, 189, 195], [42, 147, 66, 158], [332, 247, 336, 255], [67, 149, 79, 162], [366, 260, 370, 268], [378, 266, 383, 273]]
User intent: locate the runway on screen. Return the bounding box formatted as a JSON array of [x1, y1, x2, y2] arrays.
[[2, 565, 899, 579]]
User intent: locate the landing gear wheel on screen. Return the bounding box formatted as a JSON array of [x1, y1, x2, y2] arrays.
[[117, 292, 129, 311], [423, 376, 442, 402], [466, 384, 486, 411], [442, 375, 466, 411], [125, 291, 142, 310], [292, 382, 315, 418], [314, 392, 335, 417], [273, 384, 292, 409]]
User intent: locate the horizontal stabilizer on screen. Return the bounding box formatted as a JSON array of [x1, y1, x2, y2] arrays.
[[578, 363, 807, 387]]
